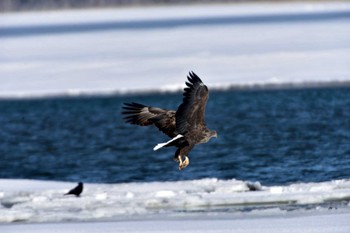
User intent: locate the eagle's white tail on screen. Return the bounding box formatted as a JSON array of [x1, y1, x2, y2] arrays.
[[153, 134, 184, 151]]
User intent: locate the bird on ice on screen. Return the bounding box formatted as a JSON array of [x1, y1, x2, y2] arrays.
[[64, 182, 83, 197], [122, 71, 217, 170]]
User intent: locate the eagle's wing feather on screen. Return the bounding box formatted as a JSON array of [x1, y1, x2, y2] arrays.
[[122, 102, 177, 138], [175, 71, 209, 135]]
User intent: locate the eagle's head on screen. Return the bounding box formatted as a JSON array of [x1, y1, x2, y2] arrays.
[[200, 129, 218, 144], [209, 130, 218, 139]]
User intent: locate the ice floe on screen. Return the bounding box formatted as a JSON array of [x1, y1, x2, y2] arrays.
[[0, 178, 350, 223]]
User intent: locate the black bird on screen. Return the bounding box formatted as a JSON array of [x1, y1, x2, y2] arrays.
[[64, 182, 83, 197]]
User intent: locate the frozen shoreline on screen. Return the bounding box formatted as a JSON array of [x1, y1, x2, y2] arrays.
[[1, 178, 350, 223], [1, 212, 350, 233]]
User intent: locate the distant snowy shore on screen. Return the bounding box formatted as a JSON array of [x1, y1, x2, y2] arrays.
[[1, 2, 350, 98]]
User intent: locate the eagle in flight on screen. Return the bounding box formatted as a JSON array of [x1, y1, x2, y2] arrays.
[[122, 72, 217, 170]]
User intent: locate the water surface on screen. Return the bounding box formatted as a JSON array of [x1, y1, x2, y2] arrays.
[[1, 87, 350, 185]]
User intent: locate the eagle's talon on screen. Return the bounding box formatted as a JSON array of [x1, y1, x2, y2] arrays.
[[179, 163, 185, 170], [177, 155, 183, 168], [183, 156, 189, 168], [178, 155, 189, 170]]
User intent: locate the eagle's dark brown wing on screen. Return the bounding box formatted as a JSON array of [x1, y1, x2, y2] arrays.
[[122, 102, 177, 138], [175, 71, 209, 135]]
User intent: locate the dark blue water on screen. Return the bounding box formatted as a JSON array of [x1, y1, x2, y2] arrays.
[[1, 87, 350, 185]]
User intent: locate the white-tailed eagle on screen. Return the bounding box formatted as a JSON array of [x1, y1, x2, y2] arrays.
[[122, 72, 217, 170]]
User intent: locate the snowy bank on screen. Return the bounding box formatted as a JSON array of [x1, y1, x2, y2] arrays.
[[1, 178, 350, 223], [1, 212, 350, 233]]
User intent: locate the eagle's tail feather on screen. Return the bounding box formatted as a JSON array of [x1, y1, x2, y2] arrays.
[[153, 134, 184, 151]]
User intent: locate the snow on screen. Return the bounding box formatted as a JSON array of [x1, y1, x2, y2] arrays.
[[1, 2, 350, 98], [0, 178, 350, 232], [1, 178, 350, 223], [1, 213, 350, 233]]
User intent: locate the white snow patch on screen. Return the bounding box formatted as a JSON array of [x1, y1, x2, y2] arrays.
[[155, 190, 176, 198], [0, 178, 350, 223]]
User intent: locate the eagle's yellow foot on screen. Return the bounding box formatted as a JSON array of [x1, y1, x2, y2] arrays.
[[178, 156, 190, 170], [176, 155, 183, 169]]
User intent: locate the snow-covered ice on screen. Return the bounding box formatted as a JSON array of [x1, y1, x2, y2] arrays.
[[0, 178, 350, 232], [0, 2, 350, 98], [1, 213, 350, 233], [1, 178, 350, 223]]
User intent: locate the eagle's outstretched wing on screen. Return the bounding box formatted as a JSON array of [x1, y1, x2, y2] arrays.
[[175, 71, 209, 135], [122, 102, 177, 138]]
